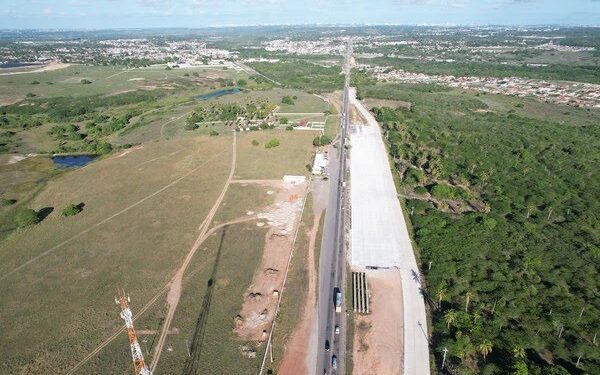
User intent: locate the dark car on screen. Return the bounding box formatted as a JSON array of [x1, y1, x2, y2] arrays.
[[325, 339, 330, 351]]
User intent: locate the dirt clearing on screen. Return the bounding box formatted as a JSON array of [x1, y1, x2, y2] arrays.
[[352, 269, 404, 375], [234, 180, 307, 341]]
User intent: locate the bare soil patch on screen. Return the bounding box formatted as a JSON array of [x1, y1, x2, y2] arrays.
[[234, 181, 307, 341], [352, 269, 404, 375]]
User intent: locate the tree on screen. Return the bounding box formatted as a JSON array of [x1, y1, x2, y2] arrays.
[[14, 208, 39, 228], [237, 79, 247, 87], [435, 284, 447, 311], [444, 309, 458, 329], [313, 135, 332, 147], [465, 291, 474, 313], [512, 346, 526, 360], [280, 117, 289, 125], [61, 203, 82, 217], [479, 340, 493, 361], [512, 360, 528, 375]]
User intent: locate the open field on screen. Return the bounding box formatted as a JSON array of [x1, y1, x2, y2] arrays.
[[0, 135, 233, 373], [0, 64, 243, 101], [235, 130, 315, 180]]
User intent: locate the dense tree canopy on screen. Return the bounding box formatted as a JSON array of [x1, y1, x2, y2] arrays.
[[361, 83, 600, 374]]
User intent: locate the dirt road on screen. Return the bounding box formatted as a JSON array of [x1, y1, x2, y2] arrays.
[[149, 131, 237, 371]]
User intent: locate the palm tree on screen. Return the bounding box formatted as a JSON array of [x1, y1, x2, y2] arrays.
[[513, 346, 526, 360], [479, 340, 493, 361], [443, 309, 458, 330], [465, 291, 474, 313], [435, 285, 447, 311]]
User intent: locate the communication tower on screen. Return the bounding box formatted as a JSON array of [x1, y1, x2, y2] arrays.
[[115, 289, 151, 375]]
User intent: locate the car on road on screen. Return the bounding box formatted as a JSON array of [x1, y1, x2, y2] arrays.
[[332, 355, 338, 370], [335, 325, 340, 335], [325, 339, 330, 351]]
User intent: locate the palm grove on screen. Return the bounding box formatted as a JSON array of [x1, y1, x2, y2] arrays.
[[360, 83, 599, 374]]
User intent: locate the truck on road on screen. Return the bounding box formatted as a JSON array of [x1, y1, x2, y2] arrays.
[[334, 288, 342, 313]]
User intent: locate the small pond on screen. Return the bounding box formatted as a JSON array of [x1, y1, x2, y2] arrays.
[[193, 88, 242, 100], [52, 155, 96, 168]]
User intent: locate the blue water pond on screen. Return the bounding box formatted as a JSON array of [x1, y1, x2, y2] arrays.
[[52, 155, 96, 168], [193, 88, 241, 100]]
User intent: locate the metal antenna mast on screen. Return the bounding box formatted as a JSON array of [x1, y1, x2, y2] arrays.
[[115, 289, 152, 375]]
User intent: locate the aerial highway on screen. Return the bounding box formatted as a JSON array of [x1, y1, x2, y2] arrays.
[[315, 41, 351, 375]]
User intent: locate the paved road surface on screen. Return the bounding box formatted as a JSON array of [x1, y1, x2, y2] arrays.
[[315, 41, 351, 375], [350, 90, 431, 375]]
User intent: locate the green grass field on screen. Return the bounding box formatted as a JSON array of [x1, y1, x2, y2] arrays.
[[235, 130, 316, 180], [0, 62, 323, 374], [0, 136, 233, 373]]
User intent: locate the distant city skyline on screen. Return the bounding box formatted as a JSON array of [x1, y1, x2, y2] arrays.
[[1, 0, 600, 29]]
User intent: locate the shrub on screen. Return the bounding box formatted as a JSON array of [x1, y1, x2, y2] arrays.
[[31, 80, 40, 85], [280, 117, 289, 125], [0, 198, 17, 206], [209, 130, 219, 136], [430, 184, 457, 199], [264, 138, 280, 149], [61, 203, 82, 217], [414, 186, 428, 194], [14, 208, 39, 228], [184, 122, 199, 131], [281, 96, 295, 105], [238, 79, 247, 86], [286, 125, 294, 131], [252, 139, 259, 146], [80, 79, 92, 84], [26, 92, 36, 98]]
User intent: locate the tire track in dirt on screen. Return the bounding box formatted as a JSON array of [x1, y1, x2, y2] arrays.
[[149, 131, 237, 371]]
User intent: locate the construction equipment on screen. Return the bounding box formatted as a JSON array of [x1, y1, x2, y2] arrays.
[[115, 289, 151, 375]]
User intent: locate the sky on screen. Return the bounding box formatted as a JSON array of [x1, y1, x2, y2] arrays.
[[1, 0, 599, 29]]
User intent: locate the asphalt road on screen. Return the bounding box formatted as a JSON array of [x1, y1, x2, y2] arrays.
[[315, 41, 351, 375]]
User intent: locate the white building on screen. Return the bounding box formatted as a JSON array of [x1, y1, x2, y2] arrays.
[[312, 153, 328, 175]]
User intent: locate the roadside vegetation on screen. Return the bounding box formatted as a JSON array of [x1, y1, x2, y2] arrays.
[[248, 59, 344, 93], [358, 82, 600, 374]]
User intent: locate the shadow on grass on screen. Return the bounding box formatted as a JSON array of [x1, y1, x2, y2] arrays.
[[37, 206, 54, 222], [182, 226, 228, 375]]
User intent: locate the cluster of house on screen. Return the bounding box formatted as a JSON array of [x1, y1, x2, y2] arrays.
[[263, 38, 346, 55], [358, 63, 600, 108], [2, 39, 236, 66]]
